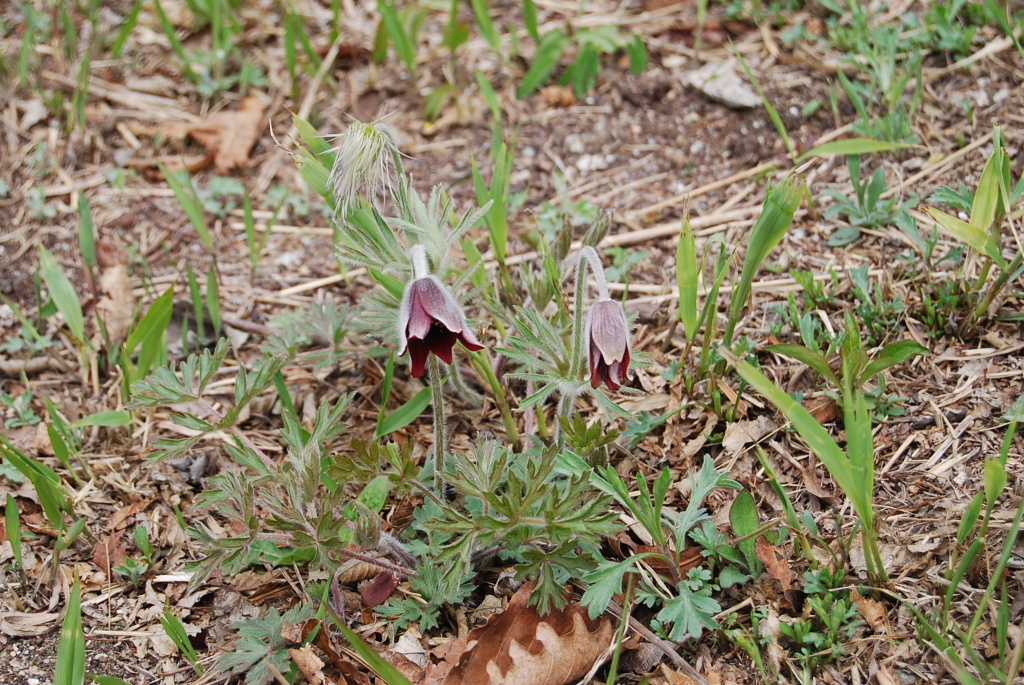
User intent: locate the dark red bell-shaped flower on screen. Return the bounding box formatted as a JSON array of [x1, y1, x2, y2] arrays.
[[586, 299, 631, 390], [398, 276, 483, 377]]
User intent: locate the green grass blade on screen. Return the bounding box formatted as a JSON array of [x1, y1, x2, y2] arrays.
[[735, 47, 794, 160], [518, 31, 567, 99], [5, 494, 23, 574], [721, 348, 858, 512], [160, 610, 203, 675], [38, 246, 86, 345], [798, 138, 913, 161], [55, 574, 86, 685], [924, 207, 1004, 265], [377, 0, 415, 72], [70, 411, 131, 428], [152, 0, 196, 81], [469, 0, 499, 49], [159, 165, 211, 249], [335, 622, 412, 685], [77, 195, 96, 272], [206, 264, 221, 335], [676, 219, 698, 339], [766, 344, 839, 386], [375, 386, 431, 438], [724, 175, 803, 344], [111, 0, 142, 58]]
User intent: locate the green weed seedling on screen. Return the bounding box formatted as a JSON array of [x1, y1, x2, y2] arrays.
[[153, 0, 266, 98], [778, 568, 863, 684], [584, 456, 745, 641], [849, 264, 905, 346], [113, 525, 156, 586], [161, 609, 204, 676], [924, 127, 1024, 321], [0, 390, 41, 429], [823, 155, 917, 246], [518, 25, 646, 100], [724, 315, 927, 586], [56, 574, 86, 685]]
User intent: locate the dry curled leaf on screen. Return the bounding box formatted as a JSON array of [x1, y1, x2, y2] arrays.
[[160, 96, 265, 174], [755, 537, 796, 592], [95, 262, 134, 346], [0, 612, 60, 637], [426, 582, 613, 685], [289, 646, 327, 685], [851, 589, 888, 634]]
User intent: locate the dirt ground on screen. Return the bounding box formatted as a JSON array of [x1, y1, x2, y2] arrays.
[[2, 0, 1024, 684]]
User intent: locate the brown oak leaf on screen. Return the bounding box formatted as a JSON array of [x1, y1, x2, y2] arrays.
[[425, 582, 613, 685], [165, 96, 265, 174]]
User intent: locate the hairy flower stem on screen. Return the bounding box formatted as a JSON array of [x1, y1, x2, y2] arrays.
[[410, 243, 429, 279], [429, 354, 447, 493]]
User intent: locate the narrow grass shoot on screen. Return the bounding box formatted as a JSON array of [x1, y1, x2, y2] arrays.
[[159, 165, 212, 250], [472, 144, 515, 300], [186, 265, 206, 351], [735, 47, 795, 161], [723, 322, 926, 586], [55, 573, 86, 685], [77, 195, 96, 278], [38, 246, 87, 348], [676, 217, 698, 342], [924, 127, 1022, 319], [4, 494, 26, 583], [152, 0, 197, 81], [206, 264, 222, 337], [375, 0, 416, 73], [160, 609, 204, 675], [723, 174, 804, 346]]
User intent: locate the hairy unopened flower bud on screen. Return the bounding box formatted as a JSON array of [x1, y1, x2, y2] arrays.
[[328, 121, 400, 214], [397, 276, 484, 377], [586, 299, 631, 390]]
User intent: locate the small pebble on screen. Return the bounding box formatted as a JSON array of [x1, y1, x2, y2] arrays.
[[565, 134, 585, 154]]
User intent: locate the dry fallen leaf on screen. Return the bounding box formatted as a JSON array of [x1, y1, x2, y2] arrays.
[[92, 532, 128, 577], [851, 589, 888, 634], [160, 96, 265, 174], [0, 611, 60, 637], [722, 416, 775, 454], [755, 537, 796, 592], [289, 646, 327, 685], [95, 263, 134, 346], [425, 581, 613, 685]]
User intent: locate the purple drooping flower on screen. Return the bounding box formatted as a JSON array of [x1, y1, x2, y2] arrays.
[[586, 299, 631, 390], [398, 276, 483, 377]]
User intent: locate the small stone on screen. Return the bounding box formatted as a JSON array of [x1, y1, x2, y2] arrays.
[[565, 134, 585, 154], [689, 140, 705, 155]]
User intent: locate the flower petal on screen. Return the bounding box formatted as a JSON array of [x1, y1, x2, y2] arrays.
[[589, 300, 629, 364], [408, 339, 430, 378]]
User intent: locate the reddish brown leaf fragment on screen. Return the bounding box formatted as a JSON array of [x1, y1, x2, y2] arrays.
[[360, 572, 399, 608], [754, 537, 796, 592], [425, 581, 613, 685]]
